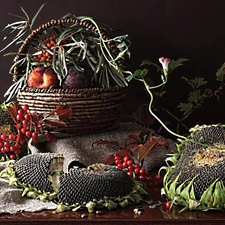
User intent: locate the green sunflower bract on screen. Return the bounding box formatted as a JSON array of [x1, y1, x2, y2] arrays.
[[160, 124, 225, 212]]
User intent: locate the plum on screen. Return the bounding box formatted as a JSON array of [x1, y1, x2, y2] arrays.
[[62, 67, 92, 89]]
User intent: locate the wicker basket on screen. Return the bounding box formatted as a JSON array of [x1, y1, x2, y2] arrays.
[[13, 17, 128, 134]]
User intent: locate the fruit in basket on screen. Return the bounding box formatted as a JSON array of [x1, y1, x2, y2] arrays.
[[62, 67, 92, 89], [27, 66, 59, 88]]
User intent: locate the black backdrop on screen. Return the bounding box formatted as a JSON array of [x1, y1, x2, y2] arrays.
[[0, 0, 225, 134]]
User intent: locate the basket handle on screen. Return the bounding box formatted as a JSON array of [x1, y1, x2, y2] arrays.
[[13, 17, 123, 83]]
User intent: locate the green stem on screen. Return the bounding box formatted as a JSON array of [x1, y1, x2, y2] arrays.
[[139, 78, 186, 140], [80, 17, 117, 70]]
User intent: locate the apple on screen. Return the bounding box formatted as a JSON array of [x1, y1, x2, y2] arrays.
[[27, 66, 59, 88], [62, 67, 92, 89]]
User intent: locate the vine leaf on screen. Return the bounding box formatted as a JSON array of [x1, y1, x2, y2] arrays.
[[6, 102, 19, 123], [42, 105, 72, 128], [177, 102, 193, 115], [182, 77, 207, 90], [132, 136, 162, 162], [188, 90, 201, 103], [104, 149, 132, 165]]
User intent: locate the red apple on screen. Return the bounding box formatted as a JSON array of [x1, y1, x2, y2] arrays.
[[27, 66, 59, 88]]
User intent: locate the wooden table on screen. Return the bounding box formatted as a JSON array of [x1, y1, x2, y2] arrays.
[[1, 184, 225, 225]]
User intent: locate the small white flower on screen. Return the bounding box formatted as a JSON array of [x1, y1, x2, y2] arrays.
[[159, 57, 170, 76]]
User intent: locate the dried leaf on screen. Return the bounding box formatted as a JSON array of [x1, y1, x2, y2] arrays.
[[104, 149, 132, 165], [6, 102, 19, 123], [49, 105, 72, 121], [124, 133, 143, 151], [45, 132, 56, 142], [132, 136, 161, 162]]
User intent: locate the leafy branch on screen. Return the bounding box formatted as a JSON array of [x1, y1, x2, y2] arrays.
[[127, 57, 188, 140], [128, 58, 225, 136]]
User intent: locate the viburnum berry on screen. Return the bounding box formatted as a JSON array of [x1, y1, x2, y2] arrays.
[[127, 171, 133, 177], [9, 154, 16, 160], [24, 113, 30, 120], [114, 155, 121, 161], [139, 175, 146, 181], [128, 165, 133, 171], [8, 134, 15, 141], [123, 155, 130, 162], [123, 161, 128, 168], [3, 146, 9, 153], [115, 159, 122, 165], [1, 133, 7, 141], [134, 168, 140, 174], [139, 168, 146, 175], [23, 104, 29, 111], [127, 159, 133, 166], [10, 145, 16, 152], [22, 119, 29, 126], [16, 114, 23, 121], [116, 163, 123, 169], [1, 148, 6, 154], [25, 131, 32, 138], [14, 148, 20, 155], [21, 127, 27, 134], [4, 141, 10, 147], [17, 109, 24, 116], [165, 199, 172, 210]]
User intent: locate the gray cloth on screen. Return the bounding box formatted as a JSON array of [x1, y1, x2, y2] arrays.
[[0, 161, 57, 214], [28, 123, 176, 172]]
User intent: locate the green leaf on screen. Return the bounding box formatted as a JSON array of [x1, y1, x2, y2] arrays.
[[177, 103, 193, 115], [182, 77, 207, 90], [31, 3, 47, 26], [188, 90, 201, 103], [168, 58, 188, 74]]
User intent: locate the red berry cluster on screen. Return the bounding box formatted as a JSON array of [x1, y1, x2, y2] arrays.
[[16, 104, 39, 143], [0, 104, 39, 161], [0, 133, 20, 160], [114, 155, 162, 187]]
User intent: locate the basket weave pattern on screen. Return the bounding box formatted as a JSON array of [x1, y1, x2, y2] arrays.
[[17, 86, 127, 134], [13, 17, 128, 134]]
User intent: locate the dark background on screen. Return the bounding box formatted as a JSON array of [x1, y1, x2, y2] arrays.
[[0, 0, 225, 135]]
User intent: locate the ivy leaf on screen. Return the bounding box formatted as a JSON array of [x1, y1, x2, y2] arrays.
[[216, 63, 225, 81], [141, 60, 162, 72], [188, 90, 201, 103], [168, 58, 188, 74], [182, 77, 207, 90], [132, 68, 149, 80], [177, 103, 193, 115]]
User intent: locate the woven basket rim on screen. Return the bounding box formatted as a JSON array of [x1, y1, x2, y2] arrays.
[[18, 85, 127, 95]]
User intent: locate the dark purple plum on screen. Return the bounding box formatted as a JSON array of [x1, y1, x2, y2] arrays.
[[62, 67, 92, 89]]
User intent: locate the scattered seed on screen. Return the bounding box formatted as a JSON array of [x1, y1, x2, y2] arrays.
[[144, 199, 154, 205], [149, 204, 157, 209], [81, 214, 87, 219], [135, 206, 144, 212], [96, 210, 104, 214]]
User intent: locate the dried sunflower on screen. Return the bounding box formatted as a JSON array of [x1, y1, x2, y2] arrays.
[[160, 124, 225, 212]]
